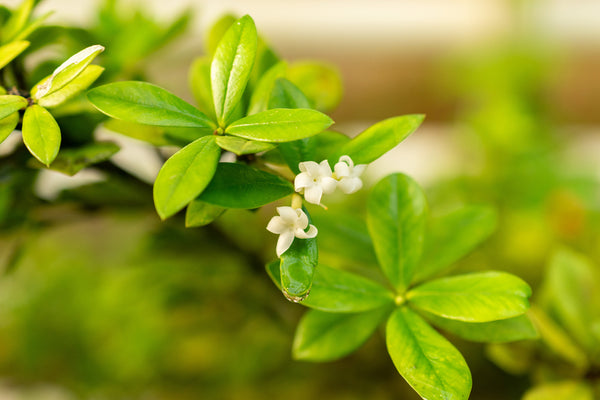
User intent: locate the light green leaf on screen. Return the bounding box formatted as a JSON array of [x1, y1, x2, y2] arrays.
[[28, 141, 119, 176], [37, 65, 104, 108], [88, 81, 216, 129], [423, 312, 539, 343], [268, 77, 312, 110], [153, 135, 221, 220], [215, 135, 275, 155], [13, 11, 52, 42], [293, 307, 390, 362], [0, 95, 27, 119], [332, 114, 424, 165], [226, 108, 333, 142], [280, 207, 317, 301], [287, 62, 343, 112], [22, 104, 61, 166], [415, 205, 498, 283], [198, 162, 293, 208], [211, 15, 257, 126], [523, 381, 594, 400], [407, 271, 532, 322], [185, 199, 226, 227], [0, 40, 29, 69], [188, 56, 215, 119], [367, 173, 427, 292], [2, 0, 33, 43], [0, 111, 19, 144], [33, 45, 104, 100], [386, 307, 472, 400], [205, 14, 236, 56], [247, 61, 286, 115]]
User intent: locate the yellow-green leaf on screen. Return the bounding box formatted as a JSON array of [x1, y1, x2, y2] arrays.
[[22, 105, 61, 166]]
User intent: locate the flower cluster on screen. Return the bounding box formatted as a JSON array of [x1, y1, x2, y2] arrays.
[[267, 155, 366, 257]]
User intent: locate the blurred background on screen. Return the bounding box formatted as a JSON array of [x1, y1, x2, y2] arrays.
[[0, 0, 599, 398]]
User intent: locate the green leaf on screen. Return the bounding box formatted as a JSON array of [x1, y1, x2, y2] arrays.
[[205, 14, 236, 56], [0, 95, 27, 119], [407, 271, 532, 322], [215, 135, 275, 155], [32, 45, 104, 100], [2, 0, 33, 43], [332, 114, 424, 165], [312, 130, 350, 162], [185, 199, 226, 227], [287, 62, 343, 112], [280, 207, 318, 301], [198, 162, 293, 208], [423, 312, 539, 343], [386, 307, 472, 400], [37, 65, 104, 108], [211, 15, 257, 126], [188, 56, 215, 119], [226, 108, 333, 142], [268, 77, 312, 110], [293, 307, 390, 362], [0, 111, 19, 144], [103, 119, 171, 146], [367, 173, 427, 291], [28, 141, 119, 176], [88, 81, 216, 129], [247, 61, 287, 115], [415, 205, 498, 283], [523, 381, 594, 400], [12, 11, 52, 42], [0, 40, 29, 69], [22, 105, 61, 166], [153, 135, 221, 219]]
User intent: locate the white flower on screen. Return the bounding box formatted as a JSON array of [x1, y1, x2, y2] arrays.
[[266, 206, 318, 257], [294, 160, 337, 205], [334, 155, 367, 194]]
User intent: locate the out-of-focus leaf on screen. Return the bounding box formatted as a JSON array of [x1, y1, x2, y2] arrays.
[[103, 119, 170, 146], [215, 135, 275, 155], [38, 65, 104, 108], [0, 95, 27, 119], [293, 307, 390, 362], [387, 307, 472, 400], [0, 40, 29, 69], [247, 61, 286, 115], [367, 173, 427, 291], [2, 0, 33, 43], [13, 11, 52, 42], [185, 199, 226, 227], [314, 130, 350, 162], [226, 108, 333, 142], [211, 15, 257, 126], [153, 135, 220, 220], [287, 62, 343, 112], [189, 56, 215, 119], [0, 111, 19, 144], [268, 77, 311, 110], [523, 381, 594, 400], [205, 14, 236, 56], [28, 142, 119, 176], [407, 271, 531, 322], [22, 104, 61, 166]]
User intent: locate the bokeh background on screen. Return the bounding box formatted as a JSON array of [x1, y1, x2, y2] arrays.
[[0, 0, 599, 398]]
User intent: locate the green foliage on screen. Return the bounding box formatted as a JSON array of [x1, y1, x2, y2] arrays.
[[22, 104, 61, 166]]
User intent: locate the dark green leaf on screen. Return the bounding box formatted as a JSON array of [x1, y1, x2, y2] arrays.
[[88, 81, 216, 129], [293, 307, 390, 361], [0, 111, 19, 143], [22, 105, 61, 166], [185, 199, 226, 227], [386, 307, 472, 400], [153, 135, 221, 219], [199, 162, 293, 208], [407, 271, 531, 322], [215, 135, 275, 155], [313, 130, 350, 162], [226, 108, 333, 142], [367, 173, 427, 291], [287, 62, 343, 112], [28, 142, 119, 176], [103, 119, 171, 146], [332, 114, 424, 165], [211, 15, 257, 126], [0, 95, 27, 120]]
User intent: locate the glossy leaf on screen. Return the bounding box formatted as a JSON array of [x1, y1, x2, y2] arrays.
[[0, 111, 19, 144], [33, 45, 104, 100], [523, 381, 594, 400], [268, 78, 312, 109], [188, 56, 215, 119], [198, 162, 293, 208], [226, 108, 333, 142], [386, 307, 472, 400], [287, 62, 343, 112], [88, 81, 216, 129], [22, 105, 61, 166], [215, 135, 275, 155], [367, 173, 427, 291], [415, 205, 498, 283], [185, 199, 226, 227], [211, 15, 257, 126], [423, 312, 539, 343], [29, 142, 119, 176], [280, 207, 318, 301], [0, 95, 27, 120], [38, 65, 104, 108], [247, 61, 286, 115], [0, 40, 29, 69], [293, 307, 390, 362], [407, 271, 532, 322], [332, 114, 424, 165], [153, 135, 221, 220]]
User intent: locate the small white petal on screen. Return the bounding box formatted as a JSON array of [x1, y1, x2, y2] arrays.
[[338, 155, 354, 168], [334, 161, 351, 178], [294, 172, 313, 191], [276, 231, 295, 257], [277, 206, 299, 223], [296, 209, 309, 229], [320, 176, 338, 194], [303, 185, 323, 204], [353, 164, 367, 177], [318, 159, 333, 176], [338, 177, 363, 194], [266, 216, 289, 234], [299, 161, 321, 177], [295, 224, 318, 239]]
